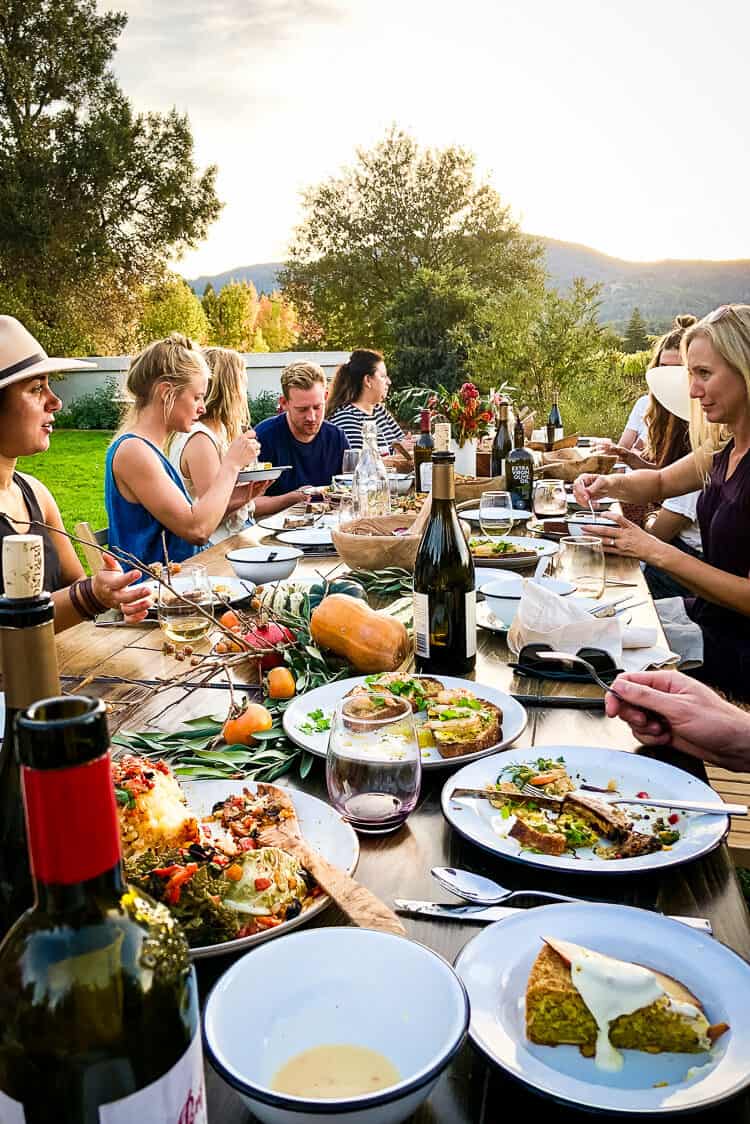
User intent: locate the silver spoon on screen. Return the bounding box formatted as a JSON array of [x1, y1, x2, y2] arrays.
[[538, 650, 669, 734], [431, 866, 577, 907]]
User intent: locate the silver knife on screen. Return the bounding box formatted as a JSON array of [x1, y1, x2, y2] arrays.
[[393, 899, 713, 935]]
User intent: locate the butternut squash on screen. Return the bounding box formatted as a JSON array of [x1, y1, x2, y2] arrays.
[[309, 593, 410, 673]]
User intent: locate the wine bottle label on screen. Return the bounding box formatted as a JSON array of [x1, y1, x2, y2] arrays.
[[0, 1032, 205, 1123], [21, 752, 121, 885], [465, 590, 477, 657], [413, 591, 430, 657], [99, 1029, 206, 1123], [417, 462, 432, 491]]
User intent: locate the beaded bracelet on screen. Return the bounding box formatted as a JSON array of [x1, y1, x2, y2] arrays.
[[69, 577, 107, 620]]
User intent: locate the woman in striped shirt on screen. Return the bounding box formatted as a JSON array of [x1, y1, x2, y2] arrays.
[[326, 349, 409, 452]]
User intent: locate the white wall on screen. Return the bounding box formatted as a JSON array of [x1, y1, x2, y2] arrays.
[[50, 351, 350, 407]]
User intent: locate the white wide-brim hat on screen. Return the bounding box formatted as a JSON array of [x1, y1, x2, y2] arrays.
[[0, 316, 97, 390], [645, 364, 691, 422]]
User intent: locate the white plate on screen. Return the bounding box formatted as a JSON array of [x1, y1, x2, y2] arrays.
[[276, 527, 334, 547], [455, 903, 749, 1114], [237, 464, 291, 483], [566, 494, 616, 506], [461, 508, 533, 524], [441, 745, 728, 875], [283, 675, 528, 771], [180, 780, 359, 959], [476, 602, 509, 634], [470, 536, 558, 571]]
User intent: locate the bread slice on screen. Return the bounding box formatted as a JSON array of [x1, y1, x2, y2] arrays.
[[426, 699, 503, 759], [526, 939, 728, 1057], [509, 816, 567, 855], [347, 674, 444, 712]]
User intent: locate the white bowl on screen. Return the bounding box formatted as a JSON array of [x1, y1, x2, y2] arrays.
[[481, 573, 575, 627], [225, 545, 302, 583], [387, 472, 415, 496], [203, 927, 469, 1124], [567, 512, 618, 538]]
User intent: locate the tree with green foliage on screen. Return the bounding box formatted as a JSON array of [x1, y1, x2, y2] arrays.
[[0, 0, 221, 352], [475, 279, 617, 420], [280, 127, 544, 348], [203, 281, 260, 351], [385, 266, 499, 392], [255, 294, 299, 351], [137, 275, 209, 347], [623, 307, 650, 353]]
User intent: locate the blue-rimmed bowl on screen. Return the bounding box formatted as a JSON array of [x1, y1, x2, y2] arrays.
[[203, 927, 469, 1124]]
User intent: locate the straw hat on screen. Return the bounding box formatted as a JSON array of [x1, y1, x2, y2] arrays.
[[0, 316, 97, 390], [645, 364, 691, 422]]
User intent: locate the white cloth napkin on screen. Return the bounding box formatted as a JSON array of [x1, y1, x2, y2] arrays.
[[507, 581, 679, 672]]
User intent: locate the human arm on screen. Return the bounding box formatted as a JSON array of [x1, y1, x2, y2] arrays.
[[25, 478, 151, 632], [180, 431, 265, 516], [645, 507, 694, 544], [573, 450, 703, 507], [605, 670, 750, 770], [253, 489, 308, 518], [618, 426, 639, 450], [112, 432, 258, 545], [595, 439, 657, 470], [584, 508, 750, 615]]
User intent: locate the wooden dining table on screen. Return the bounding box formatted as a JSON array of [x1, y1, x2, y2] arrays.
[[54, 527, 750, 1123]]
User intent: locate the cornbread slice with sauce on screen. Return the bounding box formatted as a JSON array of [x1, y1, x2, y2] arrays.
[[526, 938, 728, 1069]]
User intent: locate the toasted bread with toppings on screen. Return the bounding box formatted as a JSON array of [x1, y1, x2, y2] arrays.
[[348, 674, 444, 712], [425, 698, 503, 759], [509, 817, 566, 855], [561, 792, 632, 841]]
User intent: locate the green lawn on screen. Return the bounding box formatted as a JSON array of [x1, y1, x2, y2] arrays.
[[17, 430, 111, 563]]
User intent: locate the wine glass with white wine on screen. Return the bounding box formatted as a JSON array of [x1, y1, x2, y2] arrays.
[[157, 563, 213, 646], [478, 490, 515, 541]]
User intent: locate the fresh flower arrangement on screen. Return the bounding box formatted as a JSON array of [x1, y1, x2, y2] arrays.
[[427, 382, 493, 447]]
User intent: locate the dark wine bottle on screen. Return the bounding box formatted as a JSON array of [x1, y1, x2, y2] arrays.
[[507, 415, 534, 510], [490, 401, 512, 480], [413, 409, 434, 492], [0, 535, 60, 939], [413, 450, 476, 675], [0, 695, 205, 1124], [546, 389, 563, 448]]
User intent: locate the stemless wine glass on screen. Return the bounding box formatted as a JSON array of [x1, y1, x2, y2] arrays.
[[479, 490, 515, 540], [533, 478, 567, 518], [342, 449, 360, 474], [157, 563, 213, 646], [552, 536, 605, 598], [326, 693, 421, 834]]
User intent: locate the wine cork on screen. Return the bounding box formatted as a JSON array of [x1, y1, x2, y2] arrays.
[[3, 534, 44, 598], [433, 422, 451, 453]]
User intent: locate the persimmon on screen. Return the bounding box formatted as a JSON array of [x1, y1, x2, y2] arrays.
[[223, 703, 273, 746], [266, 667, 296, 699], [219, 609, 241, 630]]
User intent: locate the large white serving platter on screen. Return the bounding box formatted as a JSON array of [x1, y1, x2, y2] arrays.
[[282, 675, 527, 771], [455, 903, 749, 1114], [180, 780, 359, 959], [441, 744, 728, 875]]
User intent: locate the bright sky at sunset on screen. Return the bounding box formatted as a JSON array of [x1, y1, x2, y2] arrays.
[[112, 0, 750, 277]]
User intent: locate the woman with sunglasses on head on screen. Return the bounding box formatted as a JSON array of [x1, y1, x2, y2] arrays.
[[0, 316, 150, 630], [105, 334, 259, 566], [166, 346, 268, 544], [326, 349, 409, 453], [574, 304, 750, 701]]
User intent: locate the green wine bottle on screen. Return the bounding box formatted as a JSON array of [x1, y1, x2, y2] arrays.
[[413, 450, 476, 675], [0, 695, 205, 1124]]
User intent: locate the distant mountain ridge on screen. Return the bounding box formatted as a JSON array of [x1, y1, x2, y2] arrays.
[[187, 238, 750, 331]]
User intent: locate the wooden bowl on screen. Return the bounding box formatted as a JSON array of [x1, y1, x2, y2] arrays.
[[331, 513, 423, 571]]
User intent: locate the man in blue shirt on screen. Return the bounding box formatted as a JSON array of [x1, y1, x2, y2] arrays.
[[254, 361, 349, 518]]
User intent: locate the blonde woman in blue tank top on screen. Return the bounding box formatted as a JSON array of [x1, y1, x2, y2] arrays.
[[105, 334, 259, 567]]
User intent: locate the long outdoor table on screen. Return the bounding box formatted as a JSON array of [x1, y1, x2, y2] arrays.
[[53, 531, 750, 1123]]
